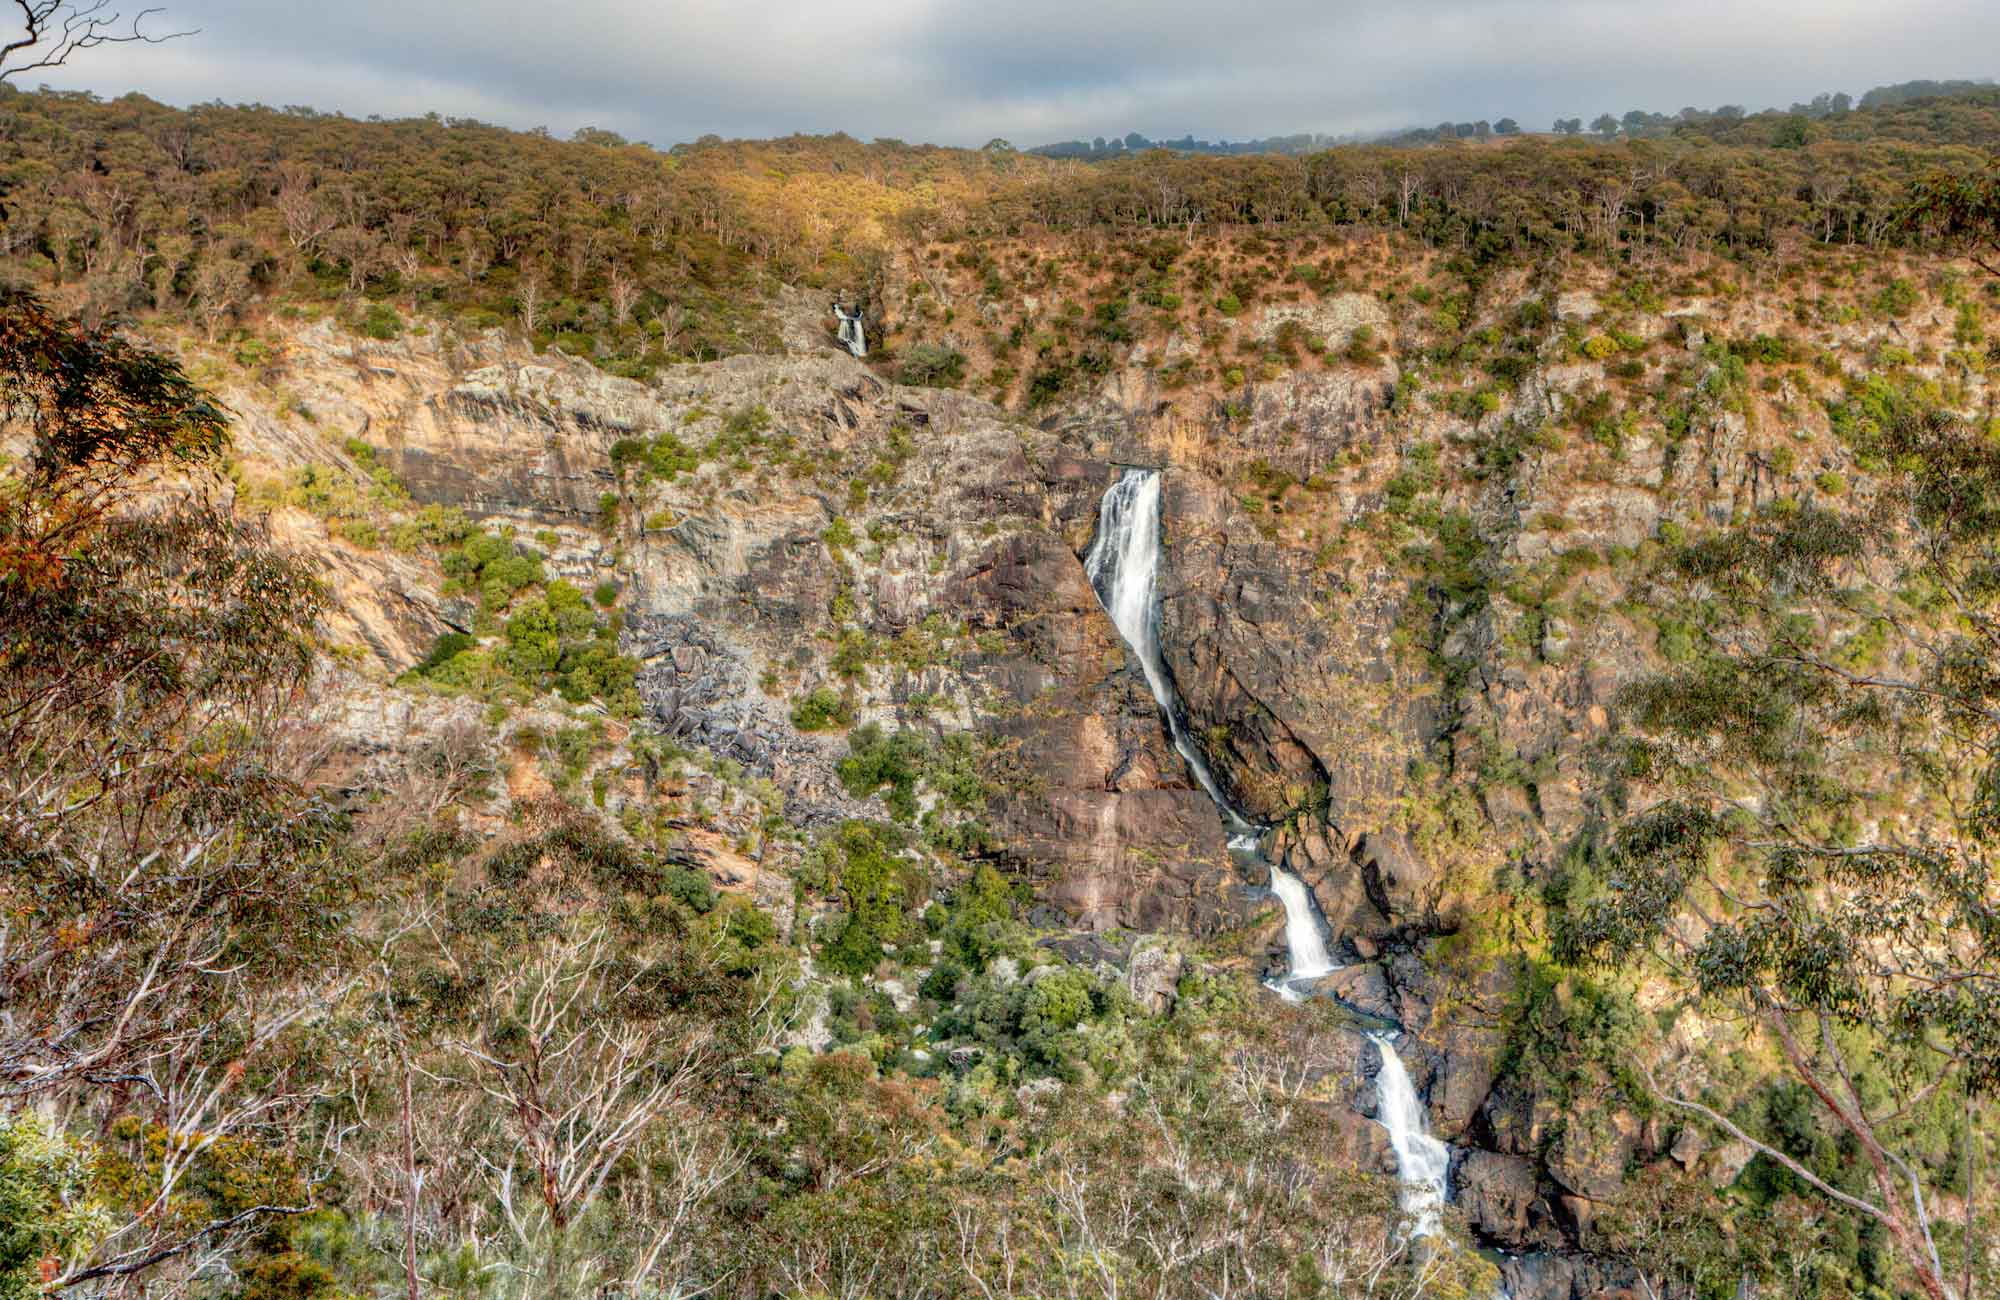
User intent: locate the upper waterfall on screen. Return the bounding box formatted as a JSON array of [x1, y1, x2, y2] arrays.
[[1085, 468, 1334, 990], [833, 303, 867, 358]]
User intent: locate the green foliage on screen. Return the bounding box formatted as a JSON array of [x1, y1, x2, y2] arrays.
[[413, 570, 637, 713], [1564, 380, 2000, 1295], [818, 821, 922, 977], [441, 530, 545, 611], [611, 430, 700, 484], [821, 515, 858, 551], [791, 687, 855, 732], [499, 583, 639, 710], [836, 724, 990, 826], [837, 723, 929, 820], [413, 631, 478, 676], [389, 504, 473, 552], [0, 1115, 106, 1300], [927, 957, 1134, 1086], [896, 343, 966, 388], [501, 581, 598, 674], [1871, 276, 1920, 318], [1903, 156, 2000, 277], [358, 302, 402, 340]]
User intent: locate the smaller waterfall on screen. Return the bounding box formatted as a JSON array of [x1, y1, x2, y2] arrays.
[[833, 303, 867, 358], [1269, 865, 1334, 984], [1370, 1032, 1451, 1238], [1085, 469, 1335, 992]]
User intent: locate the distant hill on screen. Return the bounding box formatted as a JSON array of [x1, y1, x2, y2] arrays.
[[1027, 129, 1389, 161], [1031, 76, 1997, 159], [1858, 77, 1997, 109]]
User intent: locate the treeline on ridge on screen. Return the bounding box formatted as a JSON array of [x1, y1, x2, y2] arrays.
[[0, 80, 1995, 382]]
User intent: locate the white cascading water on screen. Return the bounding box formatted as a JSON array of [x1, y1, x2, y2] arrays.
[[834, 304, 867, 358], [1085, 469, 1334, 991], [1087, 471, 1459, 1245], [1370, 1031, 1452, 1238]]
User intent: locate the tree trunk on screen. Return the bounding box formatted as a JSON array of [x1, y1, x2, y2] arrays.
[[402, 1060, 422, 1300]]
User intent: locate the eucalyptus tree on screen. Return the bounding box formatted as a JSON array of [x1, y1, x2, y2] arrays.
[[0, 292, 349, 1294], [1558, 385, 2000, 1300]]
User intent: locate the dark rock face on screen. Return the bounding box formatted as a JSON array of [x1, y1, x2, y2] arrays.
[[1353, 829, 1434, 926], [1314, 963, 1396, 1021], [1498, 1252, 1643, 1300], [435, 352, 1259, 937], [1547, 1107, 1641, 1202], [1455, 1150, 1545, 1245]]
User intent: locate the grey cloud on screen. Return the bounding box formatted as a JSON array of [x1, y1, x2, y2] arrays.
[[30, 0, 2000, 148]]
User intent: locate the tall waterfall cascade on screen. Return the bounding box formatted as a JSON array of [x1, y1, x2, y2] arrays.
[[1087, 472, 1457, 1245], [1370, 1032, 1452, 1238], [1084, 468, 1334, 992]]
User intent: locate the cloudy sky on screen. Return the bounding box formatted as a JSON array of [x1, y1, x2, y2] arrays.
[[24, 0, 2000, 148]]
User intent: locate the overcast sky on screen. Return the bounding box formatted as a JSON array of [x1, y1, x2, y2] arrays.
[[23, 0, 2000, 148]]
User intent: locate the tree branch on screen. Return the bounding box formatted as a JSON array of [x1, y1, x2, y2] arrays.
[[2, 2, 195, 81], [50, 1204, 310, 1289]]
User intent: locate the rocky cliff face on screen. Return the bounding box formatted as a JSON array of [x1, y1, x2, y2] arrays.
[[221, 318, 1264, 939], [218, 270, 1986, 1291]]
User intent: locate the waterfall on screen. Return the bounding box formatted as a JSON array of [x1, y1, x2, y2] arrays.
[[1085, 468, 1333, 991], [834, 304, 867, 358], [1370, 1032, 1451, 1238], [1268, 865, 1334, 986]]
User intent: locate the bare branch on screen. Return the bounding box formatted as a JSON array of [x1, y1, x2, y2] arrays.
[[1, 2, 196, 81]]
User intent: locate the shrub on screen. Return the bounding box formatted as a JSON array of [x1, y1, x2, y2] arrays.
[[837, 722, 927, 821], [897, 344, 967, 388], [1872, 278, 1919, 319], [442, 531, 545, 610], [791, 687, 854, 732], [413, 631, 478, 676], [358, 303, 401, 340], [330, 517, 380, 548], [0, 1114, 105, 1300], [818, 821, 920, 977]]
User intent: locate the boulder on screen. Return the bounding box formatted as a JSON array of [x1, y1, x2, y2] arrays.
[[1549, 1106, 1640, 1201], [1430, 1020, 1506, 1138], [874, 978, 917, 1014], [1454, 1149, 1541, 1243], [1353, 829, 1433, 924], [1707, 1139, 1754, 1188], [1126, 942, 1185, 1014], [1317, 963, 1396, 1021], [1670, 1124, 1707, 1169], [1499, 1252, 1577, 1300]]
